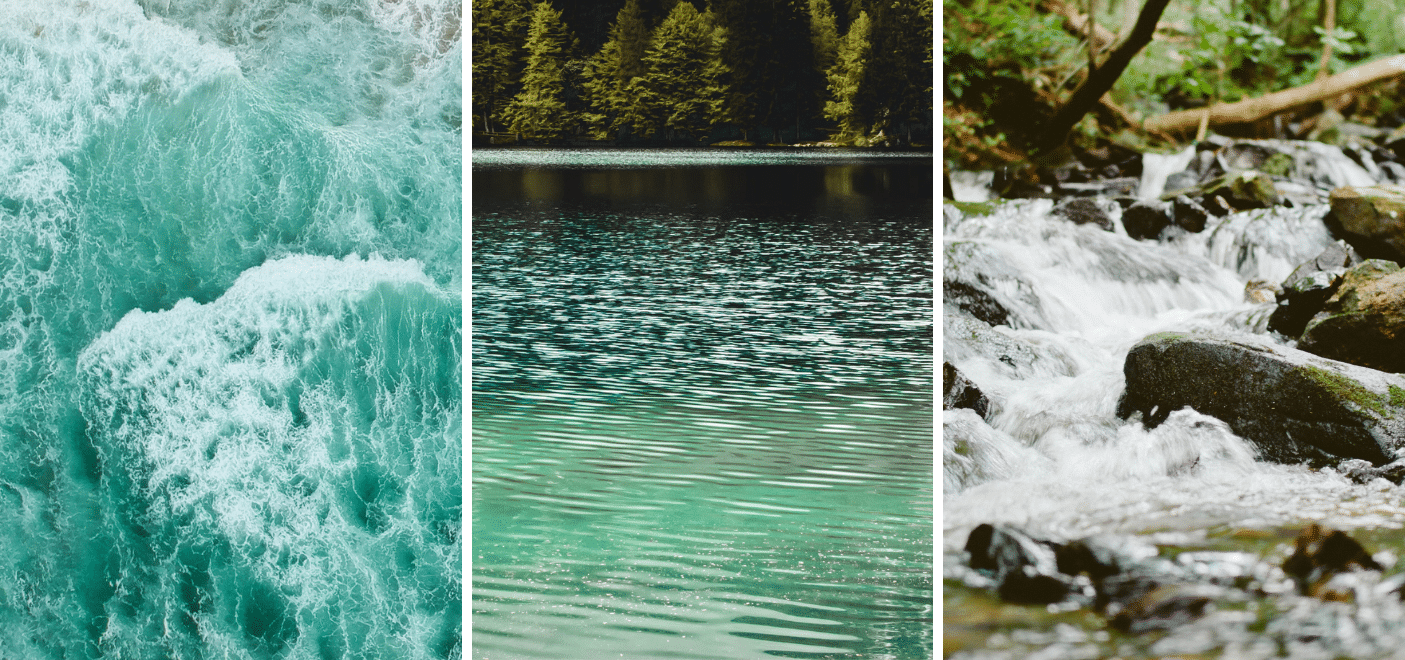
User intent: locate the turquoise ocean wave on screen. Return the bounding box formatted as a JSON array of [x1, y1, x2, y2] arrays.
[[0, 0, 461, 657]]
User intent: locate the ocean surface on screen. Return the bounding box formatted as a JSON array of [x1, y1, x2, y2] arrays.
[[0, 1, 461, 657], [472, 149, 934, 659]]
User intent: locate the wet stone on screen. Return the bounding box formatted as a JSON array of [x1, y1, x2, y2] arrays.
[[1052, 198, 1114, 231], [1122, 201, 1172, 240], [1171, 194, 1210, 232], [943, 362, 989, 418]]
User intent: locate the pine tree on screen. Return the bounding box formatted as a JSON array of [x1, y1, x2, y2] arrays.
[[583, 0, 651, 139], [824, 10, 870, 140], [866, 0, 931, 144], [809, 0, 840, 74], [503, 2, 573, 140], [471, 0, 531, 134], [630, 3, 728, 142]]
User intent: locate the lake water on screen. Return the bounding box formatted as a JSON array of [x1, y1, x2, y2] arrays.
[[472, 149, 934, 659], [0, 1, 461, 657]]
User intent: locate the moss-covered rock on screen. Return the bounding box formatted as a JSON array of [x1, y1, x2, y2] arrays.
[[1117, 332, 1405, 467], [1327, 184, 1405, 261], [1297, 260, 1405, 372]]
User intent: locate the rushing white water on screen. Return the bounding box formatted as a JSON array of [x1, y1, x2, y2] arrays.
[[943, 152, 1405, 549]]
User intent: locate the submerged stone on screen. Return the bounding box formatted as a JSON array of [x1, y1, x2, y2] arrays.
[[1282, 524, 1382, 598], [1117, 332, 1405, 467]]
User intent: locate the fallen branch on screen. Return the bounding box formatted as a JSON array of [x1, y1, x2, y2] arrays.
[[1040, 0, 1117, 51], [1144, 54, 1405, 134]]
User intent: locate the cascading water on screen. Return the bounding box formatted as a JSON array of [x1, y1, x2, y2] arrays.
[[945, 143, 1405, 658]]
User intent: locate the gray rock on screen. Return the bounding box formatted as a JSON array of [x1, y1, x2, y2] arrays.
[[1117, 332, 1405, 467]]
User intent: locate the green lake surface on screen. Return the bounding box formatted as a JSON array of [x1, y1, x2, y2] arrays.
[[472, 149, 934, 659]]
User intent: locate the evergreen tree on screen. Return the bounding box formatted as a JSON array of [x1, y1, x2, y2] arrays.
[[709, 0, 815, 142], [824, 10, 871, 139], [583, 0, 651, 139], [630, 2, 729, 142], [866, 0, 932, 144], [809, 0, 840, 74], [471, 0, 531, 133], [503, 2, 574, 140]]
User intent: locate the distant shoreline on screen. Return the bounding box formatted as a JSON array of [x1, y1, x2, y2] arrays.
[[471, 134, 930, 152]]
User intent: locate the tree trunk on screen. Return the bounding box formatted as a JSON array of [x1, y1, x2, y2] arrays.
[[1144, 54, 1405, 134], [1036, 0, 1173, 152]]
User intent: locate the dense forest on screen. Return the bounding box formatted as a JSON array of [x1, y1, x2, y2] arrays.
[[946, 0, 1405, 172], [471, 0, 934, 146]]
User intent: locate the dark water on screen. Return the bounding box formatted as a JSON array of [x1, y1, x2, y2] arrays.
[[472, 149, 934, 659]]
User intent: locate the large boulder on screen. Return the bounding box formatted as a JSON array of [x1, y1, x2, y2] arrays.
[[1117, 332, 1405, 467], [1298, 260, 1405, 372], [1327, 184, 1405, 261]]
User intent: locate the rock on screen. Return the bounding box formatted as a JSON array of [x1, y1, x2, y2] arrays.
[[1267, 241, 1362, 338], [944, 240, 1048, 330], [1340, 457, 1405, 484], [1052, 198, 1113, 231], [1282, 523, 1381, 598], [1245, 279, 1280, 303], [1171, 194, 1210, 233], [964, 524, 1073, 604], [944, 280, 1013, 327], [943, 362, 989, 417], [1298, 260, 1405, 372], [1117, 332, 1405, 467], [1327, 184, 1405, 261], [1107, 585, 1215, 633], [1122, 201, 1171, 240], [1201, 170, 1282, 210]]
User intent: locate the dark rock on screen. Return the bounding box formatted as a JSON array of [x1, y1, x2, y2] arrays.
[[1055, 540, 1121, 581], [1327, 184, 1405, 261], [1171, 195, 1210, 233], [1117, 332, 1405, 467], [1122, 202, 1172, 240], [1298, 260, 1405, 372], [964, 524, 1073, 604], [945, 241, 1048, 330], [1052, 198, 1113, 231], [943, 362, 989, 418], [1267, 241, 1362, 338], [1283, 523, 1381, 598], [944, 280, 1013, 328]]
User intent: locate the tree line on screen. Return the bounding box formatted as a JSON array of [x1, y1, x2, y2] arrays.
[[472, 0, 933, 146]]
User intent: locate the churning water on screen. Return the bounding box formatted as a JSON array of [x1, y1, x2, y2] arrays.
[[0, 1, 461, 657], [944, 148, 1405, 658], [472, 150, 934, 659]]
